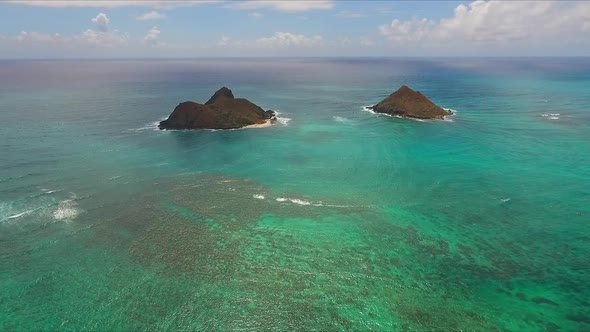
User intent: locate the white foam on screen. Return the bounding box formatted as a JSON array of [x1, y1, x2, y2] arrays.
[[4, 209, 34, 220], [253, 194, 265, 200], [361, 106, 432, 122], [273, 110, 292, 126], [132, 117, 168, 131], [324, 204, 364, 208], [333, 116, 352, 123], [276, 197, 318, 206], [42, 188, 63, 194], [442, 108, 457, 122], [290, 198, 312, 206], [500, 198, 511, 203], [274, 196, 374, 209], [362, 106, 375, 114], [52, 199, 79, 221], [542, 113, 560, 120], [276, 117, 291, 126]]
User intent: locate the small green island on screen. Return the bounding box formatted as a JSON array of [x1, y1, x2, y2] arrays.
[[369, 85, 452, 120]]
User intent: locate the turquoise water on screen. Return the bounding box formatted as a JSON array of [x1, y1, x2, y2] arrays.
[[1, 58, 589, 330]]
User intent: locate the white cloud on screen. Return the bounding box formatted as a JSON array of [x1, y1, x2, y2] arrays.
[[4, 0, 221, 8], [256, 32, 323, 47], [16, 31, 66, 43], [91, 12, 110, 32], [359, 36, 374, 47], [137, 10, 166, 21], [380, 18, 434, 42], [6, 0, 331, 11], [211, 32, 323, 49], [229, 0, 333, 12], [81, 29, 128, 46], [11, 29, 128, 47], [375, 5, 394, 15], [218, 35, 231, 46], [380, 1, 590, 43], [248, 12, 263, 18], [144, 26, 160, 43], [339, 37, 352, 46], [333, 10, 367, 18], [9, 13, 126, 47]]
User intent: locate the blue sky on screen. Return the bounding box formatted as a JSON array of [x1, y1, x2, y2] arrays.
[[0, 0, 589, 58]]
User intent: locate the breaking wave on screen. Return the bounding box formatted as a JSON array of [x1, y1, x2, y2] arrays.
[[333, 116, 352, 123], [3, 209, 35, 221], [52, 199, 80, 222], [276, 197, 314, 206], [542, 113, 560, 120], [273, 111, 292, 126], [274, 196, 374, 209], [131, 117, 167, 131], [362, 105, 457, 122]]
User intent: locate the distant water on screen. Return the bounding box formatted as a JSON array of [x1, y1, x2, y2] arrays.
[[1, 58, 589, 330]]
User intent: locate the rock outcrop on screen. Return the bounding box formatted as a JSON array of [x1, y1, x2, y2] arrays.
[[369, 85, 451, 120], [159, 87, 275, 130]]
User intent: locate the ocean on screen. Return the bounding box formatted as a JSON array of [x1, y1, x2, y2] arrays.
[[1, 58, 589, 330]]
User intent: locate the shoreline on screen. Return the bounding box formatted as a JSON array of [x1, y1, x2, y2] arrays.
[[242, 119, 273, 129], [362, 106, 456, 122], [155, 118, 274, 131]]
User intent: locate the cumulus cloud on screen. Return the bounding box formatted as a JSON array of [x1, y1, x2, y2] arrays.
[[379, 1, 590, 43], [137, 10, 166, 21], [256, 32, 323, 47], [4, 0, 221, 8], [91, 12, 110, 32], [229, 0, 333, 12]]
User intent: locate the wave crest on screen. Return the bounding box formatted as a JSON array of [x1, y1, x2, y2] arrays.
[[542, 113, 560, 120]]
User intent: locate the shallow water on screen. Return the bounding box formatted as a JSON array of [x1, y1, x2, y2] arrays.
[[1, 58, 589, 330]]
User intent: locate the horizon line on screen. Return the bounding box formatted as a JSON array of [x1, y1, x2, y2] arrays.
[[2, 55, 589, 61]]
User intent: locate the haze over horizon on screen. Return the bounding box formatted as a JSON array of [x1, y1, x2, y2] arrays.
[[1, 0, 589, 58]]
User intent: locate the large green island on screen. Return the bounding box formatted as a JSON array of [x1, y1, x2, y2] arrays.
[[159, 87, 276, 130]]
